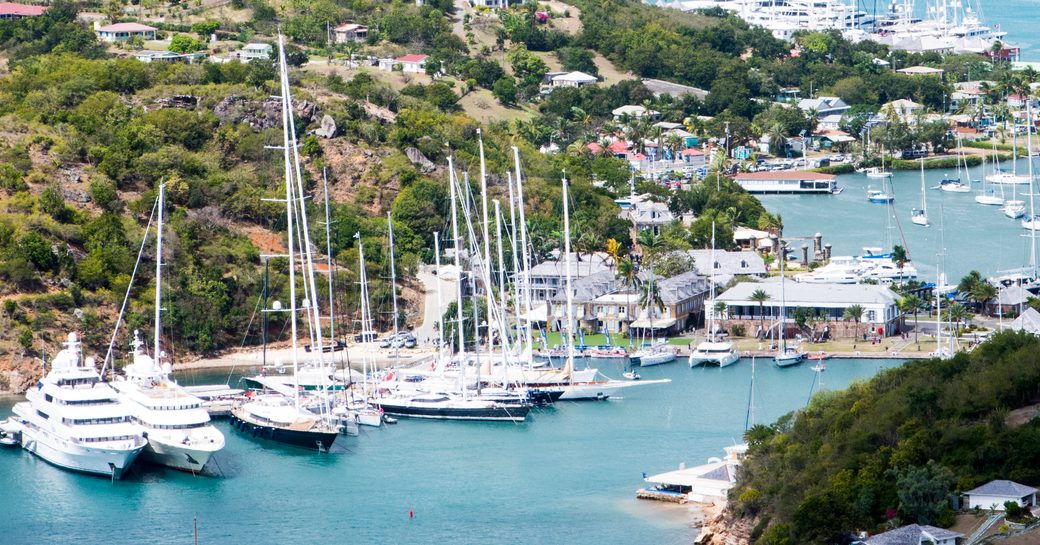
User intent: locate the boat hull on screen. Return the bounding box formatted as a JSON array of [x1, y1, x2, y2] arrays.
[[688, 352, 740, 367], [975, 196, 1004, 205], [141, 436, 221, 472], [557, 383, 624, 401], [19, 426, 144, 479], [375, 402, 530, 422], [631, 353, 677, 367], [229, 414, 338, 451], [774, 354, 805, 367]]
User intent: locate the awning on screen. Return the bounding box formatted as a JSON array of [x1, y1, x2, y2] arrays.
[[517, 303, 548, 323], [629, 317, 677, 329]]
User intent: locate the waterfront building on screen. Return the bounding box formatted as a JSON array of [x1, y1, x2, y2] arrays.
[[638, 444, 747, 505], [732, 171, 839, 194], [0, 2, 46, 18], [332, 22, 368, 43], [964, 480, 1038, 511], [717, 281, 903, 337], [856, 524, 961, 545], [686, 249, 767, 283], [95, 22, 157, 42]]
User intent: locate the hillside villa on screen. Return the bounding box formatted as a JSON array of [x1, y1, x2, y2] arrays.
[[94, 22, 156, 42]]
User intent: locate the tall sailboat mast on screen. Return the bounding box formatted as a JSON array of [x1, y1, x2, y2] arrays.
[[513, 147, 534, 366], [322, 168, 337, 351], [1027, 101, 1038, 280], [448, 157, 466, 358], [387, 211, 400, 358], [561, 173, 575, 382], [153, 182, 165, 360], [433, 232, 445, 362], [276, 34, 301, 409]]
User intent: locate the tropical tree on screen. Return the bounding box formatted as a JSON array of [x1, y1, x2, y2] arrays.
[[843, 304, 864, 340], [898, 295, 922, 344], [957, 270, 984, 295], [947, 302, 971, 334], [636, 229, 663, 265], [640, 276, 665, 337], [969, 282, 998, 315], [891, 245, 909, 277], [749, 288, 771, 338], [605, 238, 623, 269], [616, 257, 640, 333]]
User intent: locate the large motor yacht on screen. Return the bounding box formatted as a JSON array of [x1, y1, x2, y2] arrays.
[[12, 333, 146, 478]]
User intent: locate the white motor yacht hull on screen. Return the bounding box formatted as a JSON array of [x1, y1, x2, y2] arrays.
[[631, 352, 677, 367], [141, 431, 223, 472], [910, 214, 928, 226], [557, 382, 625, 401], [939, 184, 970, 193], [18, 425, 144, 479], [987, 174, 1030, 185]]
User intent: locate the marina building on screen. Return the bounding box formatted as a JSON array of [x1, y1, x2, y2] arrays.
[[732, 171, 839, 194], [717, 281, 903, 337], [638, 444, 747, 505], [685, 249, 767, 284]]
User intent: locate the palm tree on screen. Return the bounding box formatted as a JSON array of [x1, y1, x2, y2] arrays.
[[749, 288, 771, 338], [898, 295, 922, 344], [843, 304, 864, 340], [616, 257, 640, 333], [947, 302, 970, 335], [768, 122, 787, 156], [969, 282, 998, 315], [639, 276, 665, 339], [891, 245, 909, 278], [637, 229, 663, 268], [957, 270, 984, 298]]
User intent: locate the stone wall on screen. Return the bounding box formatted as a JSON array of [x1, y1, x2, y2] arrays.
[[721, 318, 902, 340]]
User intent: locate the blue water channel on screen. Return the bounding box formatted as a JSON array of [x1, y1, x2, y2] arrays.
[[1, 357, 900, 545]]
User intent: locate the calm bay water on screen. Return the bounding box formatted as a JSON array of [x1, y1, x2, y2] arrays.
[[760, 158, 1040, 282], [1, 358, 898, 545], [972, 1, 1040, 61]]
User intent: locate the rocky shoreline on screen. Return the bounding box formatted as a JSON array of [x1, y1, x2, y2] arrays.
[[696, 510, 754, 545]]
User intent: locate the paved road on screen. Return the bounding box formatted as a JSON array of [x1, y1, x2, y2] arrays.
[[414, 264, 459, 345]]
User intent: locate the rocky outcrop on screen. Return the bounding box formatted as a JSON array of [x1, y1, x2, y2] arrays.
[[154, 95, 199, 109], [695, 511, 754, 545], [313, 114, 337, 138], [213, 95, 318, 130], [405, 147, 435, 172]]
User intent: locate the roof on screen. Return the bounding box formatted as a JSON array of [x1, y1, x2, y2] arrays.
[[997, 285, 1031, 306], [687, 250, 767, 276], [883, 99, 924, 111], [243, 42, 272, 50], [612, 105, 658, 117], [896, 65, 944, 75], [641, 78, 708, 100], [334, 22, 367, 31], [1010, 307, 1040, 334], [863, 524, 962, 545], [645, 460, 736, 487], [718, 282, 900, 307], [552, 71, 598, 83], [966, 479, 1038, 498], [680, 148, 704, 156], [628, 200, 674, 225], [734, 171, 836, 181], [97, 22, 157, 32], [0, 2, 46, 16], [529, 252, 614, 279], [396, 54, 428, 63], [655, 270, 710, 305], [797, 96, 848, 112]]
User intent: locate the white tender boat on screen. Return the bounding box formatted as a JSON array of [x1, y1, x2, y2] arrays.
[[12, 333, 146, 479], [111, 332, 225, 472], [864, 167, 891, 179], [774, 346, 806, 367], [1005, 200, 1027, 219]]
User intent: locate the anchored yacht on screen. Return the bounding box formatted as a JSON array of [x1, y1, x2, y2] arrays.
[[12, 333, 146, 478]]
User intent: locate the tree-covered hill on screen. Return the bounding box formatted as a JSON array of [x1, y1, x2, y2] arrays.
[[730, 331, 1040, 545]]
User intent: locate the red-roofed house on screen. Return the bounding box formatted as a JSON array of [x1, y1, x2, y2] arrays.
[[680, 147, 705, 164], [95, 22, 157, 42], [0, 2, 46, 18]]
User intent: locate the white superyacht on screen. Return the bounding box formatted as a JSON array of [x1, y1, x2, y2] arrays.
[[111, 332, 225, 472], [12, 333, 146, 479]]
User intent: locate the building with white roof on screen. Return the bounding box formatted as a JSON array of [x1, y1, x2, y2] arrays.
[[544, 71, 598, 91], [896, 65, 944, 77], [1008, 307, 1040, 335], [718, 281, 902, 337], [612, 105, 660, 120], [239, 43, 273, 62], [519, 252, 614, 302], [964, 480, 1038, 511], [625, 195, 674, 235], [686, 250, 767, 280], [95, 22, 156, 42], [639, 444, 747, 505]]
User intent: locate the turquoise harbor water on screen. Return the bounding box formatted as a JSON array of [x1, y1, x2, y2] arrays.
[[1, 358, 899, 545], [967, 1, 1040, 61], [759, 159, 1040, 282]]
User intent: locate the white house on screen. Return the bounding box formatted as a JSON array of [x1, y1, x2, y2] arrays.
[[882, 99, 925, 124], [95, 22, 157, 43], [965, 480, 1038, 511], [0, 2, 46, 18], [546, 71, 598, 89], [797, 96, 850, 117], [238, 43, 272, 62], [379, 54, 428, 73], [817, 113, 844, 131], [625, 195, 674, 235], [612, 105, 660, 120], [686, 250, 767, 281], [332, 22, 368, 43], [470, 0, 520, 7], [857, 524, 962, 545], [896, 65, 944, 77]]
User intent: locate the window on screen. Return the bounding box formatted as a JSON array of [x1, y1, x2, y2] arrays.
[[741, 260, 748, 268], [866, 310, 876, 322], [714, 261, 720, 269]]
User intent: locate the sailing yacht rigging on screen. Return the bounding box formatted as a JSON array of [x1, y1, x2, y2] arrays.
[[690, 223, 739, 367], [774, 246, 804, 367], [110, 183, 225, 472], [231, 34, 338, 451], [911, 156, 929, 226]]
